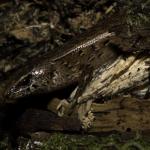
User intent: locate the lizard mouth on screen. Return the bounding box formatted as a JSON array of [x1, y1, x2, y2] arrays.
[[5, 73, 34, 100], [5, 85, 30, 100]]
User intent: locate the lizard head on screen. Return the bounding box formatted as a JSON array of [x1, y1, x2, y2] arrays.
[[5, 67, 53, 100]]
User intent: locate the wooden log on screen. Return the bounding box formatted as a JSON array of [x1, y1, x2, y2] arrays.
[[89, 97, 150, 133], [16, 97, 150, 135], [16, 109, 81, 134]]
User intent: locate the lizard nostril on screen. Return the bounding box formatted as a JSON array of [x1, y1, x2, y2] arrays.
[[4, 87, 14, 99]]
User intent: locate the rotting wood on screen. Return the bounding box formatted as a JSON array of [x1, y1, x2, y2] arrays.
[[89, 97, 150, 133], [16, 97, 150, 134], [16, 108, 81, 134]]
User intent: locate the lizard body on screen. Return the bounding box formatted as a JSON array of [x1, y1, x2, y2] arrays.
[[4, 8, 149, 129]]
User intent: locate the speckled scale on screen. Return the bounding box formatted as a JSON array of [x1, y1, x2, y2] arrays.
[[5, 29, 118, 101]]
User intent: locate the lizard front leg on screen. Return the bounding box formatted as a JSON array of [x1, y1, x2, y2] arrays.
[[57, 91, 95, 129], [57, 66, 95, 129], [57, 87, 78, 116], [57, 66, 92, 113]]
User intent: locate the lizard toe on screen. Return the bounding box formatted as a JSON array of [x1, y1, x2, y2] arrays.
[[57, 99, 69, 117]]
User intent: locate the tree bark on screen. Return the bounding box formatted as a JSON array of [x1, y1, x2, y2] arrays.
[[16, 97, 150, 135]]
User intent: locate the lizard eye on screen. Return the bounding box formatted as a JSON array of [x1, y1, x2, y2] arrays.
[[17, 74, 32, 87]]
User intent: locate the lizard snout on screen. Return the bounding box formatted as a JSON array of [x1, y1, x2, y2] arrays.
[[5, 73, 33, 100]]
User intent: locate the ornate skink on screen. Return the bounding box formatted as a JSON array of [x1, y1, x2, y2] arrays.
[[4, 9, 149, 112]]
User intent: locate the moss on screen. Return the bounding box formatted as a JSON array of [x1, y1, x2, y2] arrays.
[[40, 133, 150, 150], [0, 137, 9, 150], [41, 133, 100, 150], [1, 133, 149, 150]]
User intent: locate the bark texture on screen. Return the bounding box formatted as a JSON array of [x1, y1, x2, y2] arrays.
[[16, 97, 150, 135]]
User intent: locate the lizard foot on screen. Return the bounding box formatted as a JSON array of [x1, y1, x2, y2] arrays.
[[57, 99, 70, 117], [81, 110, 95, 130], [77, 100, 94, 129]]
